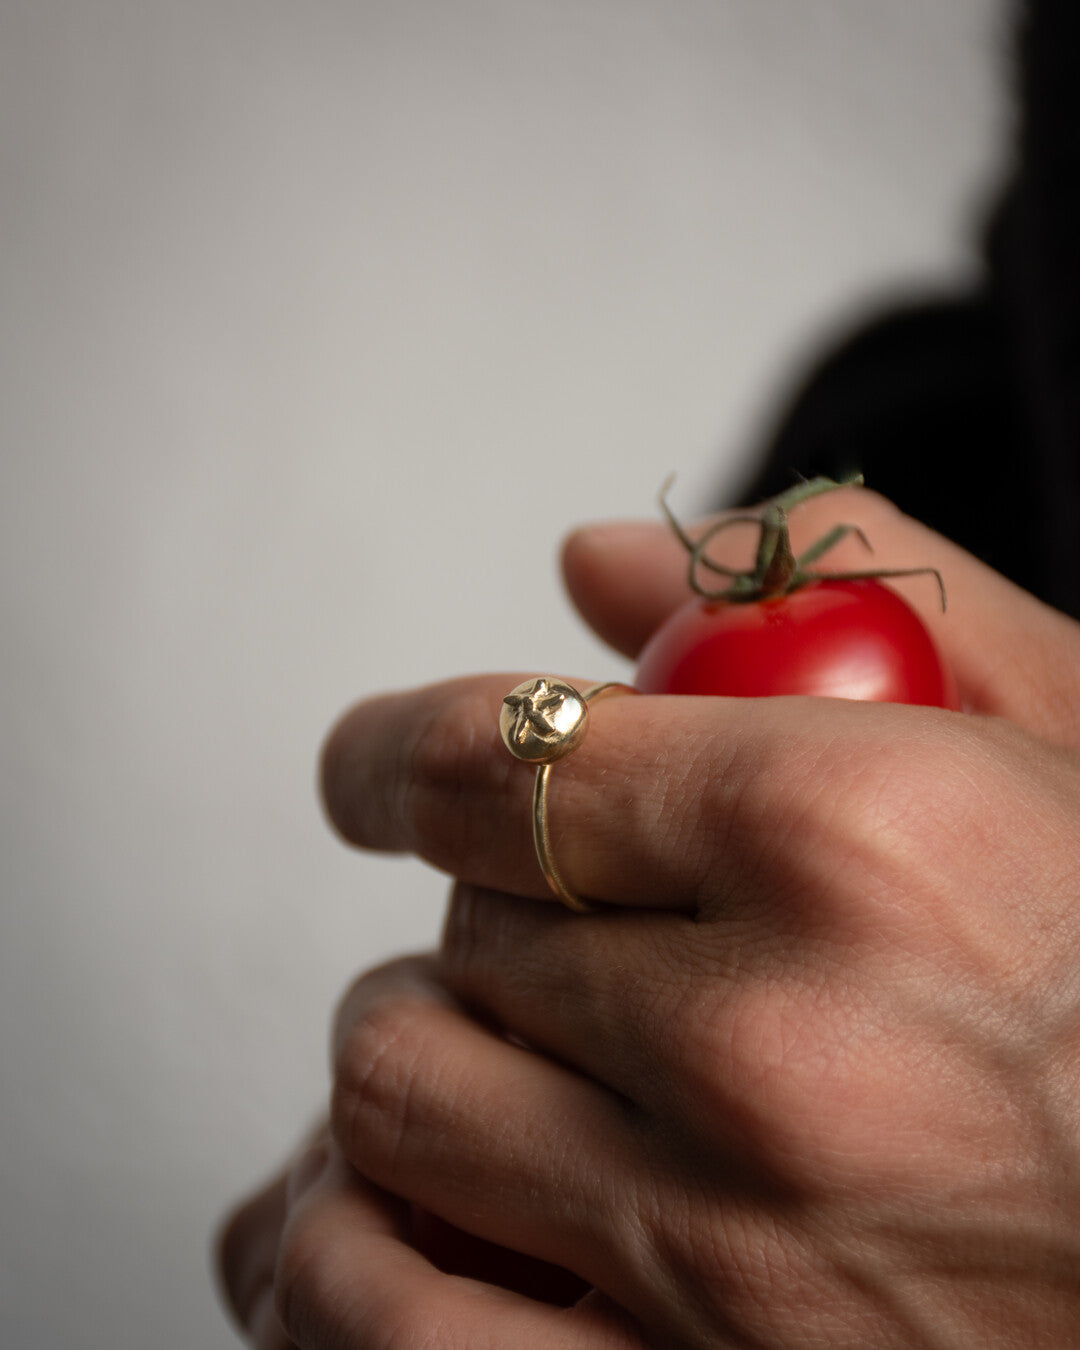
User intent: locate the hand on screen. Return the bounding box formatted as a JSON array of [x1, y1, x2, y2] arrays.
[[308, 491, 1080, 1348], [216, 1068, 643, 1348]]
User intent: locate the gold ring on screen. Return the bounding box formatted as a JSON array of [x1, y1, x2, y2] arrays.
[[499, 677, 637, 913]]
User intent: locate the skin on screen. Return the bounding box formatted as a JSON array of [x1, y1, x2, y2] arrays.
[[217, 490, 1080, 1349]]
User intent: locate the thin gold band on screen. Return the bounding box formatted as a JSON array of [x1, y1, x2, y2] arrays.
[[530, 681, 636, 913]]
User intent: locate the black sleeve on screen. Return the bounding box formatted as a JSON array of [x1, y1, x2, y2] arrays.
[[732, 0, 1080, 620]]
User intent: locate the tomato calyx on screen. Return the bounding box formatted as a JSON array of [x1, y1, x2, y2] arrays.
[[661, 474, 947, 609]]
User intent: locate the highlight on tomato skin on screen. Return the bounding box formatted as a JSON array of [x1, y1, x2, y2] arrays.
[[641, 476, 960, 709], [635, 577, 961, 710]]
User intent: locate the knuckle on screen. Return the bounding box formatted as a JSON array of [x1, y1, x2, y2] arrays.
[[701, 712, 939, 925], [214, 1176, 290, 1331], [273, 1202, 345, 1346], [275, 1186, 448, 1350], [682, 970, 941, 1198], [672, 974, 853, 1182], [331, 996, 429, 1169]]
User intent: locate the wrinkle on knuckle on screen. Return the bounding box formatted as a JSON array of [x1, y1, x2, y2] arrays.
[[332, 998, 429, 1171]]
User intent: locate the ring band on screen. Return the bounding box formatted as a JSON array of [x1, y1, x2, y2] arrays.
[[499, 677, 637, 912]]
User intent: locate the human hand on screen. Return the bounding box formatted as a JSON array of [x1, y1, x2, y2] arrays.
[[222, 961, 653, 1350], [217, 1124, 328, 1350], [307, 491, 1080, 1347]]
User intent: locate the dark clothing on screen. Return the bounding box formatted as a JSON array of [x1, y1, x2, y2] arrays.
[[735, 0, 1080, 620]]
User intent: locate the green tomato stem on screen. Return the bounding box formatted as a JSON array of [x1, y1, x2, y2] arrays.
[[659, 473, 947, 610]]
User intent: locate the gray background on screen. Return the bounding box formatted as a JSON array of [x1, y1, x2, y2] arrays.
[[1, 2, 1006, 1345]]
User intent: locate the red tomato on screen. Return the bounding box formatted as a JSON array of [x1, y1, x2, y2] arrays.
[[635, 577, 960, 709]]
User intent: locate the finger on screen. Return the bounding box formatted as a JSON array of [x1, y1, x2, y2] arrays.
[[217, 1173, 290, 1336], [326, 951, 867, 1348], [323, 667, 991, 911], [329, 956, 650, 1289], [437, 885, 714, 1113], [275, 1147, 649, 1350], [561, 519, 687, 658], [322, 669, 724, 908], [564, 488, 1080, 743], [435, 883, 855, 1163], [216, 1124, 331, 1339]]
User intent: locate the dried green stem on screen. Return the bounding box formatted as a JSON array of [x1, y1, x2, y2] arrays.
[[660, 473, 947, 610]]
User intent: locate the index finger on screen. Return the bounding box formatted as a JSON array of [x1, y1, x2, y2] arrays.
[[321, 671, 987, 913]]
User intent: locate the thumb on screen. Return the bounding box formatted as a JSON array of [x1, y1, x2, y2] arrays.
[[561, 519, 688, 660]]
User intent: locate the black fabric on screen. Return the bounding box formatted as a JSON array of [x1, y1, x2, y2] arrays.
[[734, 0, 1080, 620]]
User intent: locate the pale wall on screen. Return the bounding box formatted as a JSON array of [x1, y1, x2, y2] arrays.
[[0, 2, 1007, 1345]]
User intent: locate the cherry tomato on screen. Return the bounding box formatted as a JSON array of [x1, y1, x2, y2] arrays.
[[635, 577, 960, 709]]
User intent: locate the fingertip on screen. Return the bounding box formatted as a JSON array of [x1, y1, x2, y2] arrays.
[[318, 703, 354, 842], [561, 521, 640, 597], [561, 520, 687, 659]]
